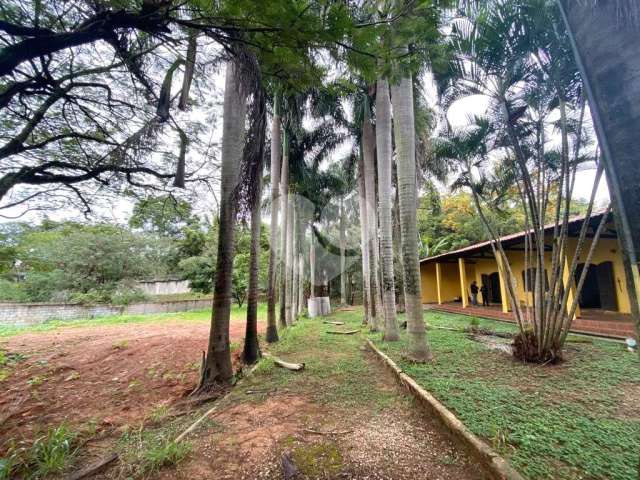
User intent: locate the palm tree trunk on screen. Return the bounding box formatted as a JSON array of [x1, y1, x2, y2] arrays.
[[285, 197, 294, 326], [357, 150, 372, 325], [376, 77, 399, 341], [278, 130, 290, 329], [266, 94, 281, 343], [292, 219, 299, 320], [199, 61, 247, 389], [391, 64, 432, 362], [558, 0, 640, 330], [298, 251, 305, 314], [310, 230, 316, 298], [340, 197, 347, 306], [362, 100, 384, 331], [287, 201, 298, 325], [393, 183, 407, 313], [242, 173, 262, 364]]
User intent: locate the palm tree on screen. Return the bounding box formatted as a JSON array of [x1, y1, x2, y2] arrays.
[[375, 78, 399, 341], [556, 0, 640, 327], [278, 129, 290, 330], [391, 48, 433, 362], [438, 1, 613, 360], [266, 94, 281, 343], [242, 172, 263, 364], [357, 151, 372, 325], [291, 208, 299, 320], [198, 60, 247, 388], [362, 99, 384, 331], [297, 248, 305, 314], [339, 196, 347, 305], [285, 197, 295, 325]]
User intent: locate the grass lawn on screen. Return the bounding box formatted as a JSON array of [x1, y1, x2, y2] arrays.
[[0, 303, 265, 338], [368, 310, 640, 480]]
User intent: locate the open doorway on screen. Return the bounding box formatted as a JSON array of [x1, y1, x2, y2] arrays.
[[481, 273, 502, 305], [575, 261, 618, 311]]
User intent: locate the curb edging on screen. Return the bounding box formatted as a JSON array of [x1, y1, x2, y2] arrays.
[[365, 339, 526, 480]]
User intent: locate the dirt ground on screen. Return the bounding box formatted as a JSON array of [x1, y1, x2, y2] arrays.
[[1, 310, 488, 479], [152, 351, 488, 480], [0, 317, 263, 454]]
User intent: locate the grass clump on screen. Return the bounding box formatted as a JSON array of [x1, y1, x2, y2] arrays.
[[141, 440, 191, 474], [117, 424, 191, 477], [0, 424, 77, 479]]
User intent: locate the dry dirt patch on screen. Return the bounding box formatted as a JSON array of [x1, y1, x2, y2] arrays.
[[0, 317, 264, 454]]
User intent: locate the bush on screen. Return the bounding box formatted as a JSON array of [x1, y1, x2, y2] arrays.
[[0, 279, 28, 302], [68, 289, 110, 305], [110, 284, 149, 306]]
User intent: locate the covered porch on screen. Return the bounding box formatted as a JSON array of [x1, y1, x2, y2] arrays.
[[419, 212, 637, 339], [428, 302, 636, 339]]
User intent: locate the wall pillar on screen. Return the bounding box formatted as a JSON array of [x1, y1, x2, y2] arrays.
[[563, 254, 581, 319], [435, 262, 443, 305], [495, 254, 511, 313], [458, 258, 468, 308]]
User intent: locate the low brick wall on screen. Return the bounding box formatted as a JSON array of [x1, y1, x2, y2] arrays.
[[0, 298, 212, 327]]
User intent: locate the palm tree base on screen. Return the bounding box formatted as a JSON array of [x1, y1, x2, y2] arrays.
[[402, 350, 434, 364], [265, 326, 279, 343]]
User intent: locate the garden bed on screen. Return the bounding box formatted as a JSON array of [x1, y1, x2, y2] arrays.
[[369, 311, 640, 480]]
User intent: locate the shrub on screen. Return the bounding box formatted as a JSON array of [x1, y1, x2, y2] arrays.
[[110, 284, 149, 306], [0, 279, 28, 302]]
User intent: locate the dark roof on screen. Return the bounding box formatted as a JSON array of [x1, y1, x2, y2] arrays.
[[420, 210, 610, 264]]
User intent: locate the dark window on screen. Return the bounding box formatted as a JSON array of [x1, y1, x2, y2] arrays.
[[522, 268, 549, 293]]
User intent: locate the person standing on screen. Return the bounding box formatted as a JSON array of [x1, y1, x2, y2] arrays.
[[480, 283, 489, 307], [470, 280, 479, 306]]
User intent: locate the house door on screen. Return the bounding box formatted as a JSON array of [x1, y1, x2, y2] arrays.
[[596, 261, 618, 311], [489, 272, 501, 304], [575, 262, 618, 311], [576, 263, 600, 308]]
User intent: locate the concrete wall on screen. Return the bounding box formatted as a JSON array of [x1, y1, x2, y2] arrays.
[[136, 279, 191, 296], [0, 298, 212, 327]]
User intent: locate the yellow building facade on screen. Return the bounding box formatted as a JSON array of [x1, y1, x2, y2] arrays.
[[420, 213, 632, 316]]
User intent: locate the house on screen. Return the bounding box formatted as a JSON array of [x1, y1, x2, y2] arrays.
[[419, 211, 636, 338]]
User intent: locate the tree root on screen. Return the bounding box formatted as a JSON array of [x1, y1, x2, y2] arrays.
[[65, 453, 118, 480]]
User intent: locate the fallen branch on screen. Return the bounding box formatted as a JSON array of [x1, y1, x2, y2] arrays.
[[245, 388, 277, 395], [303, 428, 353, 436], [323, 321, 345, 326], [272, 358, 305, 371], [65, 453, 118, 480], [174, 402, 222, 443], [326, 329, 360, 335]]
